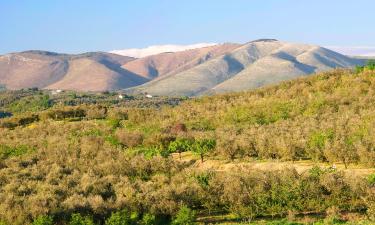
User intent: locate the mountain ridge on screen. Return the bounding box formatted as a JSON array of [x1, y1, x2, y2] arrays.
[[126, 40, 364, 96], [0, 40, 365, 94]]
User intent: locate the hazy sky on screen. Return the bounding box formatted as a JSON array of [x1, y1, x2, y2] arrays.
[[1, 0, 374, 54]]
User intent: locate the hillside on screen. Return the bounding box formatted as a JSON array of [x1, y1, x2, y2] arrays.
[[128, 40, 364, 96], [0, 51, 147, 91], [0, 51, 69, 89], [0, 40, 365, 94], [46, 57, 148, 92], [121, 43, 240, 79], [0, 68, 375, 224]]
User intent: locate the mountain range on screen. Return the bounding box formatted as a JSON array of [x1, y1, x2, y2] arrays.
[[0, 39, 365, 95]]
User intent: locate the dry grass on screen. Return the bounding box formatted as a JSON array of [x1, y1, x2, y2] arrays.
[[172, 152, 375, 177]]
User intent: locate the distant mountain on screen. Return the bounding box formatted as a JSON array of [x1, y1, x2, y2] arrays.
[[0, 40, 365, 94], [126, 40, 364, 96], [0, 51, 148, 91], [122, 43, 240, 79]]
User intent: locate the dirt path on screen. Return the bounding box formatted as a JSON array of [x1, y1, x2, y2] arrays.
[[172, 152, 375, 177]]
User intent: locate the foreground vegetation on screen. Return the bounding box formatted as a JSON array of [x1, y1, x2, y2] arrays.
[[1, 66, 375, 224]]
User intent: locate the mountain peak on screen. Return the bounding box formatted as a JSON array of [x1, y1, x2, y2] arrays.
[[250, 38, 279, 43]]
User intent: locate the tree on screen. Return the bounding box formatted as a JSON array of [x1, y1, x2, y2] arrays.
[[115, 130, 144, 148], [69, 213, 95, 225], [192, 139, 216, 163], [32, 216, 53, 225], [172, 205, 196, 225], [168, 138, 193, 160], [307, 130, 333, 162], [216, 127, 241, 161], [105, 209, 131, 225], [141, 213, 156, 225], [366, 59, 375, 70]]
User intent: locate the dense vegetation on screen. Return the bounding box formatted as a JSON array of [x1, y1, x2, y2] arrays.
[[0, 67, 375, 224]]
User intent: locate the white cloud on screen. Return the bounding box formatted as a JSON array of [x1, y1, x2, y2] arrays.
[[110, 43, 217, 58], [326, 46, 375, 56]]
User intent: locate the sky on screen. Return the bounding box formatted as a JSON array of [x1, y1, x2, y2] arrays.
[[1, 0, 375, 55]]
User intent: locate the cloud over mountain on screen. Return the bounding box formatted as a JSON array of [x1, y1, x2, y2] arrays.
[[110, 43, 217, 58]]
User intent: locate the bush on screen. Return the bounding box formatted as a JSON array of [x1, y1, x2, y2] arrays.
[[168, 138, 194, 159], [8, 94, 51, 113], [368, 174, 375, 186], [41, 107, 85, 120], [107, 109, 128, 120], [172, 206, 196, 225], [0, 111, 12, 119], [355, 60, 375, 73], [0, 114, 39, 128], [69, 213, 94, 225], [141, 213, 156, 225], [32, 215, 53, 225], [169, 123, 187, 134], [105, 135, 122, 147], [105, 209, 131, 225], [191, 139, 216, 162], [115, 130, 144, 148], [86, 105, 107, 119], [0, 144, 32, 159]]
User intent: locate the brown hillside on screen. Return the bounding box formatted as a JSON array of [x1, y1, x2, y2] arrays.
[[0, 51, 68, 89], [0, 51, 144, 91], [122, 43, 241, 79], [46, 57, 148, 92]]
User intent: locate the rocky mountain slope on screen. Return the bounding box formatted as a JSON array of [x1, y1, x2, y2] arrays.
[[127, 40, 364, 96]]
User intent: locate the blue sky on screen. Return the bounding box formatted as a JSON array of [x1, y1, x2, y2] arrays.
[[0, 0, 374, 54]]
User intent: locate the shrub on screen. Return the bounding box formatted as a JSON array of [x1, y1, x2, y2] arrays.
[[107, 119, 122, 129], [0, 114, 39, 128], [368, 174, 375, 186], [105, 135, 122, 147], [105, 209, 131, 225], [86, 105, 107, 119], [41, 107, 85, 120], [141, 213, 156, 225], [355, 60, 375, 73], [172, 205, 196, 225], [323, 206, 344, 224], [8, 94, 51, 113], [32, 215, 53, 225], [307, 130, 333, 161], [191, 139, 216, 162], [170, 123, 187, 134], [127, 109, 155, 124], [115, 130, 144, 148], [0, 144, 32, 159], [69, 213, 94, 225], [366, 59, 375, 70], [0, 111, 12, 119], [107, 109, 128, 121], [168, 138, 194, 159]]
